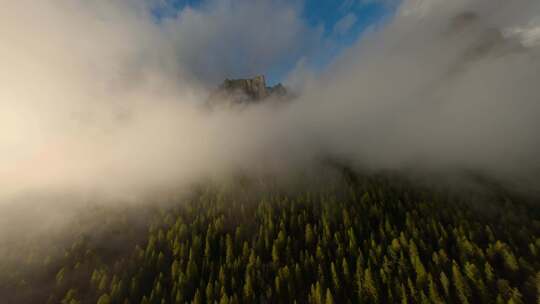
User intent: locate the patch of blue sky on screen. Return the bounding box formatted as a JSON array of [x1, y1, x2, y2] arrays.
[[304, 3, 389, 68]]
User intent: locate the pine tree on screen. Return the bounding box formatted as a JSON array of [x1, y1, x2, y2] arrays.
[[342, 258, 351, 287], [97, 294, 111, 304], [305, 224, 314, 245], [484, 262, 495, 283], [428, 275, 443, 303], [206, 281, 214, 304], [61, 289, 78, 304], [192, 289, 202, 304], [272, 242, 280, 265], [243, 272, 254, 302], [399, 283, 408, 304], [440, 271, 450, 298], [325, 289, 335, 304], [452, 262, 471, 304], [330, 262, 340, 293], [363, 267, 378, 302], [219, 294, 229, 304]]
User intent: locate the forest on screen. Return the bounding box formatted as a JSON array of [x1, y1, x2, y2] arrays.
[[1, 171, 539, 304]]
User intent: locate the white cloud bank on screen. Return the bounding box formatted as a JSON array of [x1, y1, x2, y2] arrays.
[[1, 0, 540, 210], [334, 13, 358, 35]]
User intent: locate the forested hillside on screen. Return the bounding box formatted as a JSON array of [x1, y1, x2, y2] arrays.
[[1, 173, 539, 304]]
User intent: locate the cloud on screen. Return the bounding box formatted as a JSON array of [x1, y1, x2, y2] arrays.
[[339, 0, 357, 12], [288, 0, 540, 190], [333, 13, 358, 35], [161, 0, 321, 84], [1, 0, 540, 243], [505, 23, 540, 47], [0, 0, 322, 201], [340, 0, 395, 13]]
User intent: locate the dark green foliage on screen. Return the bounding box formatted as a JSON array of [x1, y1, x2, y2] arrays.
[[1, 175, 539, 303]]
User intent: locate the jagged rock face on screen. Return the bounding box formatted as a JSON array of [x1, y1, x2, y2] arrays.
[[268, 83, 287, 97], [209, 75, 289, 106], [221, 75, 269, 100]]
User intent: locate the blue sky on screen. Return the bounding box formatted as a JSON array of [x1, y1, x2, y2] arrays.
[[153, 0, 394, 84], [289, 0, 391, 83]]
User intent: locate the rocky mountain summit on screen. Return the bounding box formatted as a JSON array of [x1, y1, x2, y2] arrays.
[[209, 75, 288, 105]]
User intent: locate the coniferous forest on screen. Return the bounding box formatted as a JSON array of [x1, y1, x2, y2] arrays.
[[1, 172, 539, 304]]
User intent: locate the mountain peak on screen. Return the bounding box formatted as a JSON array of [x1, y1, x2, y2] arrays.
[[209, 75, 288, 105]]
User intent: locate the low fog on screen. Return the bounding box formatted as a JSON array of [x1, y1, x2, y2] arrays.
[[1, 0, 540, 241]]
